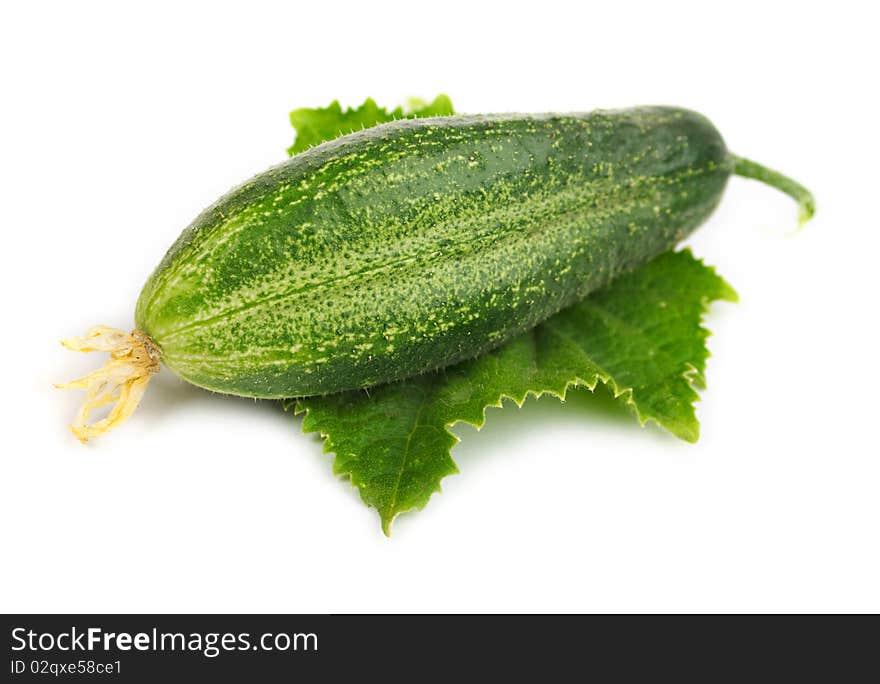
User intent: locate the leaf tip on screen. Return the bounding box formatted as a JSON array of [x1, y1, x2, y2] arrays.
[[721, 284, 739, 304], [669, 420, 700, 443]]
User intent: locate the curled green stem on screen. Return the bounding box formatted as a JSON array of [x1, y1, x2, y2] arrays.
[[731, 155, 815, 228]]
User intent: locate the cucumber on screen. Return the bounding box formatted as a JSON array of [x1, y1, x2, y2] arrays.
[[140, 107, 730, 396], [60, 106, 814, 440]]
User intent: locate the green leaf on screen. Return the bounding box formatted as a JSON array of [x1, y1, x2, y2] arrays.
[[287, 94, 454, 156], [294, 250, 737, 534]]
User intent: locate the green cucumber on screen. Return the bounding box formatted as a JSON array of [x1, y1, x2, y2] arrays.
[[61, 106, 814, 440]]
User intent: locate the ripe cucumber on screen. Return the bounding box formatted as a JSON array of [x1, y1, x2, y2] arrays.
[[61, 106, 814, 440]]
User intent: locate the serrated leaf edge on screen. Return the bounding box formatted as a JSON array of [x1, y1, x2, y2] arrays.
[[287, 95, 454, 157], [289, 398, 458, 535]]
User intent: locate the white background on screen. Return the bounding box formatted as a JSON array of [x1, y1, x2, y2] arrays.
[[2, 1, 878, 613]]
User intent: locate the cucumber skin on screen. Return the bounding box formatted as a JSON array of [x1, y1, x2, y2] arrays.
[[135, 107, 732, 398]]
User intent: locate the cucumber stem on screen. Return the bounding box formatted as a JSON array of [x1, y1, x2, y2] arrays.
[[732, 155, 815, 227], [56, 326, 160, 443]]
